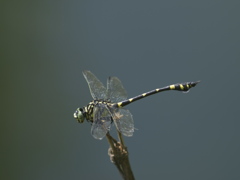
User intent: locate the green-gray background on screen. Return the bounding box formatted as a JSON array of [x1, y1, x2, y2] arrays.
[[2, 1, 240, 180]]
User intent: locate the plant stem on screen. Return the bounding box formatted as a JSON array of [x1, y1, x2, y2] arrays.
[[106, 132, 135, 180]]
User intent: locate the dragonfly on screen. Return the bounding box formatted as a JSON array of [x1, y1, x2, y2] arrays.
[[73, 70, 199, 140]]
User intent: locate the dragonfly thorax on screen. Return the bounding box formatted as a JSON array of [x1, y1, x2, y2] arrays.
[[73, 100, 114, 124]]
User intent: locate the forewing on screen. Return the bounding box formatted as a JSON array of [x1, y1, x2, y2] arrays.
[[83, 70, 107, 100], [91, 103, 112, 140], [107, 76, 127, 103], [113, 108, 134, 137]]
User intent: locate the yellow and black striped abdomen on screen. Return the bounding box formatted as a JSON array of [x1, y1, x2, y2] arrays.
[[116, 81, 200, 107]]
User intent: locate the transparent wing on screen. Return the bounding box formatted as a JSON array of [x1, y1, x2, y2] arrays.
[[83, 70, 107, 100], [91, 103, 112, 140], [112, 108, 134, 137], [107, 76, 127, 103]]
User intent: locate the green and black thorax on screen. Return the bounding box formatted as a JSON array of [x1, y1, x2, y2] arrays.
[[75, 100, 115, 123]]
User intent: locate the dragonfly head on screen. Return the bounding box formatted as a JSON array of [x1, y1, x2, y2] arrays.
[[73, 108, 85, 123]]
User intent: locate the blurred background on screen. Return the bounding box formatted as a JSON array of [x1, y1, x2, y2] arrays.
[[1, 1, 240, 180]]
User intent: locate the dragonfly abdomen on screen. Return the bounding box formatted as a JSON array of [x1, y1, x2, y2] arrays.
[[117, 81, 200, 107]]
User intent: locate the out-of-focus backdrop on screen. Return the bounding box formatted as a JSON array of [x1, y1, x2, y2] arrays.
[[1, 1, 240, 180]]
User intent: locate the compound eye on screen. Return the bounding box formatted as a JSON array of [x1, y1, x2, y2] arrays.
[[73, 108, 84, 123]]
